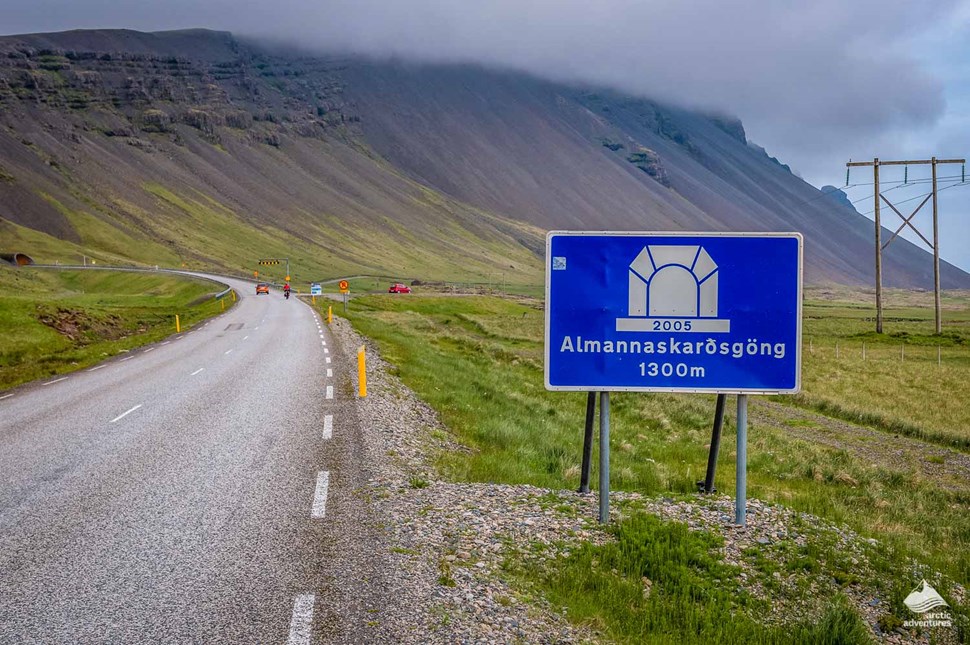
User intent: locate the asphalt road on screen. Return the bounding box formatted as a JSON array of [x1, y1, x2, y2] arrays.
[[0, 276, 358, 643]]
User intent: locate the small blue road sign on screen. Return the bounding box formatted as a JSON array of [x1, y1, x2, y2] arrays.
[[310, 283, 322, 296], [545, 232, 803, 393]]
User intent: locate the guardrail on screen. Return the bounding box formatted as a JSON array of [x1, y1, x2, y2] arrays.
[[29, 264, 238, 293]]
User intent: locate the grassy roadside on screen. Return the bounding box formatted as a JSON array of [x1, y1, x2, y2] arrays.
[[329, 292, 968, 641], [511, 511, 872, 644], [0, 267, 235, 390], [315, 275, 545, 299]]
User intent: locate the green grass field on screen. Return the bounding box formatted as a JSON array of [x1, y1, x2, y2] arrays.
[[0, 267, 234, 390], [312, 276, 545, 299], [791, 288, 970, 448], [331, 289, 969, 642]]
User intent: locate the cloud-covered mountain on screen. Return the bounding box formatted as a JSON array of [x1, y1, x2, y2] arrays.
[[0, 29, 966, 288]]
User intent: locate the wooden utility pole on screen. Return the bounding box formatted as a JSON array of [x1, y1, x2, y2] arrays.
[[873, 159, 882, 333], [932, 158, 941, 334], [846, 157, 965, 334]]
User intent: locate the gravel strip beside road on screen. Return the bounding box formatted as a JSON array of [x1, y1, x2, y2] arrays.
[[331, 317, 597, 643]]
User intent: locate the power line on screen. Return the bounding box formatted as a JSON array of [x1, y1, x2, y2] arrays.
[[857, 180, 969, 215], [841, 173, 965, 188], [790, 174, 966, 210], [846, 156, 966, 335]]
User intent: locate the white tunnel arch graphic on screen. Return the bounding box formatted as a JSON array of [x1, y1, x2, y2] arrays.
[[629, 245, 719, 317], [617, 245, 730, 333]]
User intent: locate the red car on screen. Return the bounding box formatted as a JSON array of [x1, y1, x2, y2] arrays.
[[388, 283, 412, 294]]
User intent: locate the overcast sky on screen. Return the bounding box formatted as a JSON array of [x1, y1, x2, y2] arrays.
[[4, 0, 969, 270]]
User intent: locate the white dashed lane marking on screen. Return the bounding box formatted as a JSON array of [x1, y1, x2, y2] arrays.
[[87, 365, 106, 372], [323, 415, 333, 440], [143, 347, 156, 353], [326, 386, 333, 399], [161, 341, 171, 346], [44, 378, 68, 386], [326, 357, 331, 364], [121, 356, 134, 362], [191, 368, 205, 376], [224, 349, 233, 355], [109, 404, 142, 424], [311, 471, 330, 518], [323, 348, 329, 354], [0, 394, 13, 401], [286, 594, 315, 645], [327, 369, 332, 378]]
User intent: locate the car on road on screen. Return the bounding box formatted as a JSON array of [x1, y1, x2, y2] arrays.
[[388, 283, 412, 294], [256, 283, 270, 295]]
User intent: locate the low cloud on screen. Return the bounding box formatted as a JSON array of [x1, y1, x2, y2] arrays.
[[249, 1, 952, 148], [2, 0, 963, 180]]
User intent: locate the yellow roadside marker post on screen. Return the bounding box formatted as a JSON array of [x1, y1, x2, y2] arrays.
[[176, 315, 181, 333], [327, 306, 332, 324], [221, 299, 225, 311], [232, 290, 236, 302], [357, 345, 367, 398]]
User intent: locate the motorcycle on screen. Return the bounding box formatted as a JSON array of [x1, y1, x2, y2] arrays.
[[284, 290, 290, 300]]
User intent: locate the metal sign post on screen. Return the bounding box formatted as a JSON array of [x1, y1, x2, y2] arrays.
[[339, 280, 350, 314], [598, 392, 610, 523], [736, 394, 748, 525], [545, 232, 802, 527], [700, 393, 727, 494], [578, 392, 596, 494]]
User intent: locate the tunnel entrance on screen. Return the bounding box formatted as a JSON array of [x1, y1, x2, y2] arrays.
[[1, 252, 35, 266]]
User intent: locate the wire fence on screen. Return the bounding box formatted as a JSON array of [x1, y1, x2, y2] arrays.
[[803, 338, 968, 366]]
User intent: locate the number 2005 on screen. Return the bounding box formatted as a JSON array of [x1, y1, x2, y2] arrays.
[[652, 320, 691, 331]]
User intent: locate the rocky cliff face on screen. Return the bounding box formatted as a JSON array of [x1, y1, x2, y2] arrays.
[[0, 28, 966, 288], [0, 33, 358, 149]]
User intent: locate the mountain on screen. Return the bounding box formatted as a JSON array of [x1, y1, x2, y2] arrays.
[[820, 186, 858, 213], [0, 28, 966, 288]]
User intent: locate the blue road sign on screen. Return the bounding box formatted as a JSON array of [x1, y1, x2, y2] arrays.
[[545, 232, 803, 393], [310, 283, 322, 296]]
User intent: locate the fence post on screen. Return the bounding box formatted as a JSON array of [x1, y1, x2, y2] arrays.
[[176, 315, 180, 333]]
